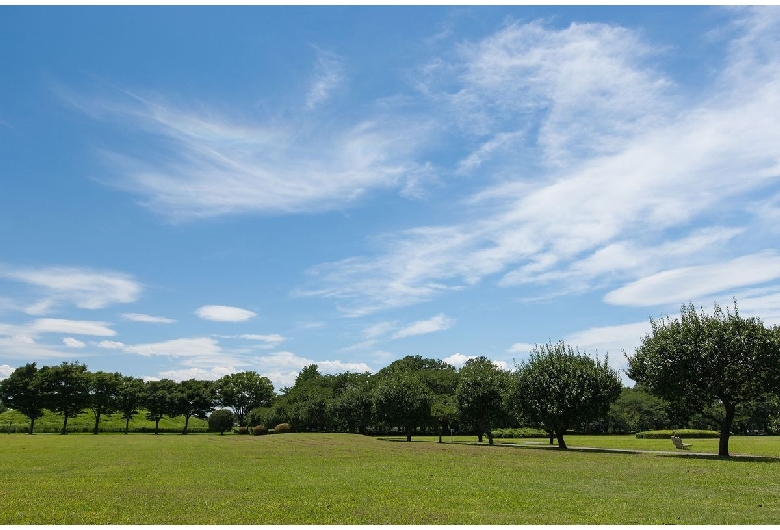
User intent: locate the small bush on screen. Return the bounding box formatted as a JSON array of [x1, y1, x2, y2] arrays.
[[208, 409, 235, 435], [252, 425, 268, 436], [237, 426, 249, 435], [273, 423, 292, 433], [636, 429, 720, 439], [492, 427, 548, 439]]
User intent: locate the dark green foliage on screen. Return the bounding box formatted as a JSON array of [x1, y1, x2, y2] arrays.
[[456, 356, 509, 445], [273, 422, 291, 433], [373, 372, 432, 441], [627, 301, 780, 456], [208, 409, 234, 435], [607, 385, 669, 433], [39, 361, 91, 435], [509, 341, 622, 449], [88, 371, 122, 435], [329, 374, 374, 434], [237, 426, 250, 435], [171, 379, 215, 434], [116, 376, 145, 435], [214, 371, 274, 427], [144, 379, 177, 435], [0, 363, 45, 434]]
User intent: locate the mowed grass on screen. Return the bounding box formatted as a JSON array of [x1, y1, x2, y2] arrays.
[[1, 433, 779, 524]]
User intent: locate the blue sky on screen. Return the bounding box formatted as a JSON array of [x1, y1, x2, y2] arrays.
[[2, 6, 780, 389]]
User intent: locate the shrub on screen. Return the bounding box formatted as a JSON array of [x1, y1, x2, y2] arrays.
[[492, 427, 548, 439], [635, 429, 720, 439], [208, 409, 235, 435], [273, 422, 292, 433], [252, 425, 268, 436], [237, 426, 249, 435]]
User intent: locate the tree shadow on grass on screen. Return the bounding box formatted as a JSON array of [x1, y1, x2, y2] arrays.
[[656, 453, 780, 463], [377, 437, 428, 443]]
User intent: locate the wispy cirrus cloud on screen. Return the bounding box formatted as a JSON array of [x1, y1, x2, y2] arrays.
[[195, 305, 256, 322], [55, 62, 436, 221], [306, 47, 346, 110], [63, 337, 85, 348], [301, 9, 780, 316], [122, 313, 176, 324], [392, 313, 456, 339], [0, 266, 141, 312]]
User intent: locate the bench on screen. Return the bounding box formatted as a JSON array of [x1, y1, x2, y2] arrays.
[[671, 435, 692, 449]]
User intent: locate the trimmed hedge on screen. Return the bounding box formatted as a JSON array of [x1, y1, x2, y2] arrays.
[[273, 423, 292, 433], [636, 429, 720, 439], [492, 427, 549, 439], [252, 425, 268, 436]]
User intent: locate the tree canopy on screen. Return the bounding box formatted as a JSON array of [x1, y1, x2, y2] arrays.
[[509, 341, 622, 449], [627, 301, 780, 456]]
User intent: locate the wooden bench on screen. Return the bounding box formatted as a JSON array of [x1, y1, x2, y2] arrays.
[[671, 435, 692, 449]]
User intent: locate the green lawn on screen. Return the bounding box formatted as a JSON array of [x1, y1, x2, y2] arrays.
[[1, 433, 779, 524]]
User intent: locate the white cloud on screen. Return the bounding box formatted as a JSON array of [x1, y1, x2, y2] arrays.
[[94, 340, 125, 349], [28, 318, 116, 337], [57, 79, 435, 221], [339, 340, 376, 352], [392, 314, 456, 339], [301, 12, 780, 316], [506, 342, 536, 355], [0, 266, 141, 310], [0, 364, 13, 379], [362, 321, 398, 339], [63, 337, 85, 348], [215, 333, 287, 349], [306, 48, 345, 110], [442, 352, 474, 368], [0, 335, 74, 360], [122, 313, 177, 324], [157, 366, 235, 382], [604, 252, 780, 307], [195, 305, 256, 322], [251, 350, 374, 389], [124, 337, 222, 357]]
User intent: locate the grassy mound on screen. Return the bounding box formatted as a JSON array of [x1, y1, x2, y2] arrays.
[[0, 408, 209, 433]]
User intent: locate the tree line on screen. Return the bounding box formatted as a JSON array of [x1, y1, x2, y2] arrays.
[[3, 301, 780, 456]]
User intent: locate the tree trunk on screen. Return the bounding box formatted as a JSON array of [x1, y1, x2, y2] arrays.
[[406, 425, 413, 442], [548, 431, 554, 445], [487, 430, 494, 446], [182, 415, 190, 435], [719, 402, 736, 457], [154, 417, 160, 435], [61, 414, 69, 435], [29, 417, 35, 435], [555, 429, 567, 449], [93, 411, 101, 435], [477, 433, 483, 442], [125, 417, 130, 435]]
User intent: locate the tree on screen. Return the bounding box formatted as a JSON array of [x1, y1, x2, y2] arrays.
[[88, 371, 122, 435], [214, 371, 275, 427], [0, 363, 45, 434], [509, 341, 622, 449], [208, 409, 234, 435], [39, 361, 91, 435], [116, 376, 145, 434], [627, 301, 780, 457], [373, 373, 432, 442], [456, 356, 508, 445], [171, 379, 215, 434], [607, 385, 669, 434], [330, 374, 374, 434], [144, 379, 177, 435]]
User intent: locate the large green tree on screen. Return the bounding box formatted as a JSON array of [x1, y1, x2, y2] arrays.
[[116, 376, 145, 434], [144, 379, 177, 435], [373, 372, 432, 442], [456, 356, 508, 445], [0, 363, 45, 434], [214, 371, 274, 427], [627, 302, 780, 457], [172, 379, 215, 434], [88, 371, 122, 435], [39, 361, 91, 435], [509, 341, 622, 449]]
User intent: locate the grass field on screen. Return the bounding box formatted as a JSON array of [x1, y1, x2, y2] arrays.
[[0, 408, 209, 433], [2, 433, 779, 524]]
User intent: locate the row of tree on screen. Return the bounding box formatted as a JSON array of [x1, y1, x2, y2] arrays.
[[3, 301, 780, 456], [0, 364, 274, 435]]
